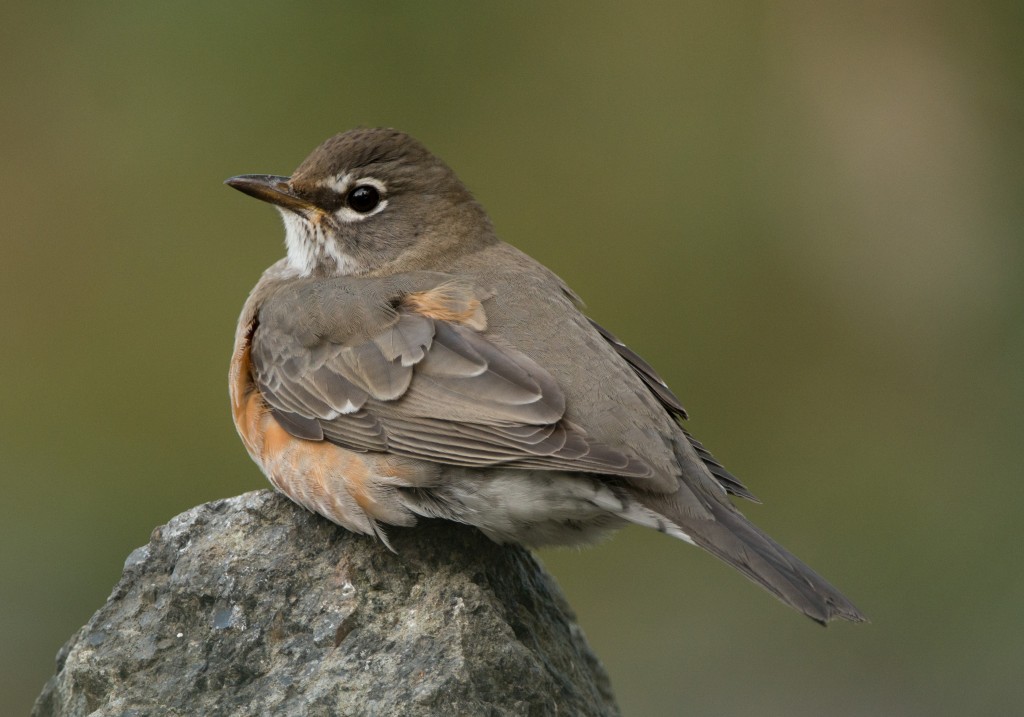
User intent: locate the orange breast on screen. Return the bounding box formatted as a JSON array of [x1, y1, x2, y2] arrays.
[[229, 318, 425, 535]]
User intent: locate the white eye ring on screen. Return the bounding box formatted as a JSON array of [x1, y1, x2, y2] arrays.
[[323, 174, 388, 223], [346, 185, 380, 212]]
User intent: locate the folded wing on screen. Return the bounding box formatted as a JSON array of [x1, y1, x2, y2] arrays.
[[250, 277, 656, 480]]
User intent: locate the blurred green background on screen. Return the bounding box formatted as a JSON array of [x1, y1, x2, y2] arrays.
[[3, 2, 1022, 715]]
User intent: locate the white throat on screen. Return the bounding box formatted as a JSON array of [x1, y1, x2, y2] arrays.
[[279, 210, 361, 277]]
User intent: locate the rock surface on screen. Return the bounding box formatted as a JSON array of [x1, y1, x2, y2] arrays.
[[33, 490, 620, 717]]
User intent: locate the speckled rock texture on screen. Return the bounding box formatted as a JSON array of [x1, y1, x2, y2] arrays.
[[33, 490, 620, 717]]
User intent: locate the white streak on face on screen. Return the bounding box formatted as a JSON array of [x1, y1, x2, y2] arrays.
[[323, 172, 353, 194], [321, 225, 362, 275]]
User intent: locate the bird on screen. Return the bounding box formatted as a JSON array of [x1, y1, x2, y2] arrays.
[[225, 127, 865, 625]]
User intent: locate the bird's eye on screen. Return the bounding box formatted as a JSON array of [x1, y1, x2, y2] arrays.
[[346, 185, 381, 213]]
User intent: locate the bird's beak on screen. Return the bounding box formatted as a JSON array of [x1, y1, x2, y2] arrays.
[[224, 174, 317, 213]]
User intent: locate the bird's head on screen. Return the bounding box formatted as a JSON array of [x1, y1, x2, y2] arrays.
[[226, 128, 494, 277]]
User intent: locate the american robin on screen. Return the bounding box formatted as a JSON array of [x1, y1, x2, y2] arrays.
[[226, 128, 865, 624]]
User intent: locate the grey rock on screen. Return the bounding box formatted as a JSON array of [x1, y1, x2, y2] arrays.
[[33, 490, 620, 717]]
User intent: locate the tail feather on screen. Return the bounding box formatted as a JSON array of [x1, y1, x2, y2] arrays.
[[697, 500, 865, 624], [637, 490, 866, 625]]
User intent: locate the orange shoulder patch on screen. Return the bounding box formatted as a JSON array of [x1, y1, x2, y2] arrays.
[[402, 282, 490, 330]]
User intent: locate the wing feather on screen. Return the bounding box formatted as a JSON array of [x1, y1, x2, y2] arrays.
[[587, 317, 758, 500], [250, 277, 654, 479]]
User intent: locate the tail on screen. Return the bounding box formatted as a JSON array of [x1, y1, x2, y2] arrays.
[[634, 488, 867, 625]]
